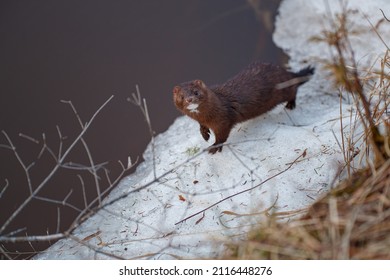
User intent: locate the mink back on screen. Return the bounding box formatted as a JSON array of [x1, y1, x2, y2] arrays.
[[210, 62, 304, 122]]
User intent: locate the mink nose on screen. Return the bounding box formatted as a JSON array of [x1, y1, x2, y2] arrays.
[[185, 97, 193, 103]]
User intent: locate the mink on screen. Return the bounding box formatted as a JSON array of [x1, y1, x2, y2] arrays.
[[173, 61, 314, 154]]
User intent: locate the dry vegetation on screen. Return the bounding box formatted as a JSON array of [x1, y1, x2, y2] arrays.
[[224, 6, 390, 260]]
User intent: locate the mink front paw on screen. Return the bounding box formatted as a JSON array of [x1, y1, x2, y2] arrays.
[[208, 145, 223, 154], [200, 125, 211, 141]]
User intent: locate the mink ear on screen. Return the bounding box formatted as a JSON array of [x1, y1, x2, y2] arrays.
[[173, 86, 181, 94], [194, 79, 205, 88]]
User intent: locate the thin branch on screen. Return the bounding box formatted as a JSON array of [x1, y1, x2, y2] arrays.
[[0, 233, 65, 243], [27, 232, 37, 254], [0, 179, 10, 199], [128, 85, 156, 179], [0, 245, 13, 260], [34, 195, 81, 212], [60, 100, 84, 129], [82, 137, 102, 205], [62, 99, 103, 206], [380, 9, 390, 22], [104, 167, 112, 186], [67, 235, 125, 260], [18, 133, 39, 144], [78, 174, 88, 210], [61, 161, 107, 172], [37, 133, 58, 162], [2, 131, 34, 195], [3, 227, 27, 238], [56, 125, 64, 160], [363, 12, 390, 52], [0, 144, 12, 150], [338, 88, 350, 177], [63, 189, 73, 204], [56, 207, 61, 234]]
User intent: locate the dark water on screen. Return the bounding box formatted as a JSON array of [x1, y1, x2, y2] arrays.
[[0, 0, 284, 259]]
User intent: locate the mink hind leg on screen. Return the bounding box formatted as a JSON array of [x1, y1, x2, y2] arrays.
[[285, 88, 297, 110], [285, 99, 296, 109]]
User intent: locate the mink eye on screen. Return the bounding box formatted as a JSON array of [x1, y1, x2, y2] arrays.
[[193, 90, 199, 96]]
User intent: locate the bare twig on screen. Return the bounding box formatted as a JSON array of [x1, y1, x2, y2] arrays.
[[56, 125, 64, 161], [19, 133, 39, 144], [34, 195, 81, 212], [380, 9, 390, 22], [0, 245, 13, 260], [78, 174, 88, 210], [0, 179, 10, 200], [0, 233, 65, 243], [128, 86, 157, 179], [56, 207, 61, 234], [1, 131, 34, 195], [2, 227, 27, 239], [37, 133, 58, 162], [61, 99, 103, 206], [67, 234, 125, 260], [364, 12, 389, 51]]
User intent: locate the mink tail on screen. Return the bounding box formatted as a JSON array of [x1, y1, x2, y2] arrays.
[[275, 66, 315, 90], [293, 66, 315, 78], [290, 66, 315, 86]]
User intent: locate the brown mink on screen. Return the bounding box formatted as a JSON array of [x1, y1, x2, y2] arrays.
[[173, 61, 314, 154]]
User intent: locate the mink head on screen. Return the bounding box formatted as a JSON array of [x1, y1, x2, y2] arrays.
[[172, 79, 209, 114]]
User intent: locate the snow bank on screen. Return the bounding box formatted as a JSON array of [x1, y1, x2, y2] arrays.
[[36, 0, 390, 259], [275, 0, 390, 74]]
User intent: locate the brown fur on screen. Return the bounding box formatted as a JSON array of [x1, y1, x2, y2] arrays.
[[173, 61, 314, 154]]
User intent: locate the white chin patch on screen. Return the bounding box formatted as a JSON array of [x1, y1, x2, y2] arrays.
[[187, 103, 199, 113]]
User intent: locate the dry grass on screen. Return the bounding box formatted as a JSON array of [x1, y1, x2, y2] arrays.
[[225, 159, 390, 259]]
